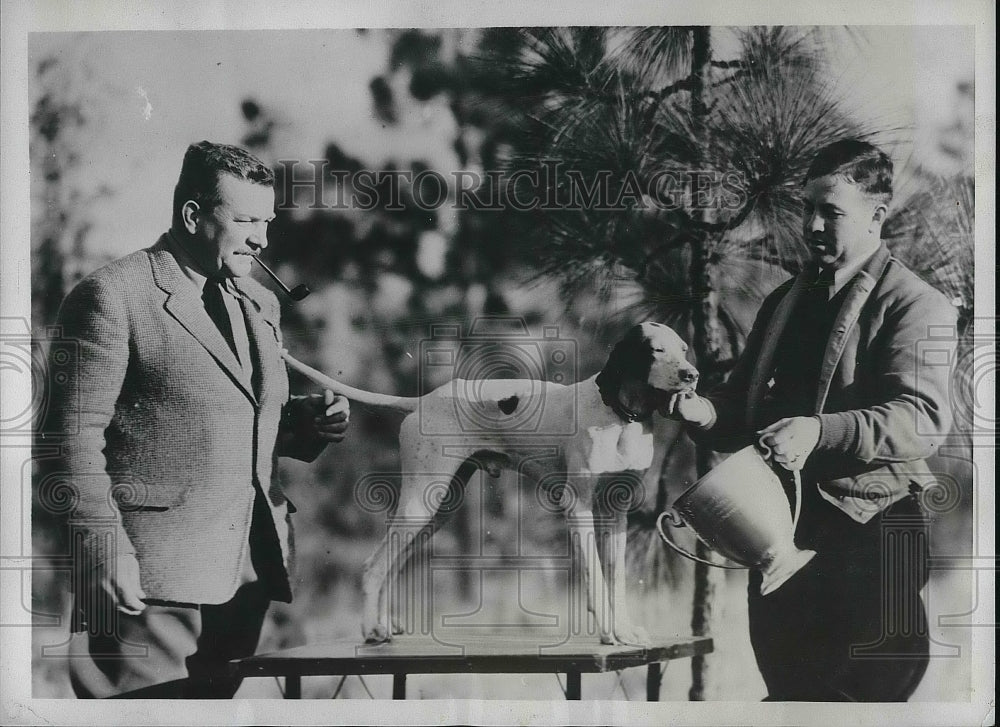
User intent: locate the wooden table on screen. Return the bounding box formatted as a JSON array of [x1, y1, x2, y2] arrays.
[[231, 635, 713, 700]]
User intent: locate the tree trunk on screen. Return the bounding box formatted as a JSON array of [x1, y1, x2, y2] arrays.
[[686, 26, 727, 703]]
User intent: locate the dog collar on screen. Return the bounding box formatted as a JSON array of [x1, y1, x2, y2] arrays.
[[610, 399, 651, 424]]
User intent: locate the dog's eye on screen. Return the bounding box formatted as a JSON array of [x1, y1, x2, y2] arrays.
[[653, 347, 665, 353]]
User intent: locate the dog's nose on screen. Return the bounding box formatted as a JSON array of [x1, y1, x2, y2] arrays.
[[679, 368, 698, 384]]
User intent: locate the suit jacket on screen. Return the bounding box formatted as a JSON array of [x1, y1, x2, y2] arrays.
[[49, 234, 306, 606], [697, 244, 957, 522]]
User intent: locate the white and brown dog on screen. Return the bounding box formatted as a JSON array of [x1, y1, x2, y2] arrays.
[[282, 322, 698, 645]]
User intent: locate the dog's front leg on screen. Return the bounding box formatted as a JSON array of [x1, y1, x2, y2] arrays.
[[562, 478, 616, 645], [590, 484, 648, 646], [607, 504, 649, 646]]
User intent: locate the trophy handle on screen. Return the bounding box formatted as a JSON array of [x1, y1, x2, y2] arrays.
[[756, 435, 804, 539], [654, 511, 745, 570]]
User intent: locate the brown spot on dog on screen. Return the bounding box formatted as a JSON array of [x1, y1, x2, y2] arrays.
[[498, 395, 519, 415]]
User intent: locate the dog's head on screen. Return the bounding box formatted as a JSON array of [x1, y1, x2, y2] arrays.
[[595, 322, 699, 420]]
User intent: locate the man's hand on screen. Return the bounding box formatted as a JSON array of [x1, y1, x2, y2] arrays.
[[98, 554, 146, 616], [757, 417, 821, 471], [280, 388, 350, 458], [278, 391, 350, 462], [666, 391, 715, 428], [286, 390, 350, 443]]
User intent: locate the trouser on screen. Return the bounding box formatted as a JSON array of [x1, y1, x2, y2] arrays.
[[747, 489, 930, 701], [69, 580, 272, 699], [69, 489, 290, 698]]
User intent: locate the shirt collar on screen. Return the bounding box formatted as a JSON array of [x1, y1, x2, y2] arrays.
[[827, 240, 882, 297], [166, 230, 235, 295]]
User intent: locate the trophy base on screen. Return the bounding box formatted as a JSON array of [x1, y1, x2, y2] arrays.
[[759, 548, 817, 596]]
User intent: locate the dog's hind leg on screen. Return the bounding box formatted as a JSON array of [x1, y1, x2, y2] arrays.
[[361, 486, 437, 644], [361, 532, 396, 643], [361, 458, 477, 643]]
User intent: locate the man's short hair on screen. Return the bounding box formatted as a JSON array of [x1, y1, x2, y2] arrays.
[[804, 139, 893, 205], [172, 141, 274, 227]]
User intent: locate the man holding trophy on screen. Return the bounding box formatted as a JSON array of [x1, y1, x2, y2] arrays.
[[671, 139, 957, 701]]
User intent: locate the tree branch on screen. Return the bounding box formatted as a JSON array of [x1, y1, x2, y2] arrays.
[[658, 193, 758, 237], [642, 75, 695, 105], [710, 59, 745, 69], [711, 69, 745, 88]]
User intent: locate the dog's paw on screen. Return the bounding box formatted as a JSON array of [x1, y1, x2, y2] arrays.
[[363, 623, 391, 644], [391, 618, 404, 635], [614, 623, 650, 647]]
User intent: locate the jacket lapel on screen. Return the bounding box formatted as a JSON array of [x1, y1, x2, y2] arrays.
[[148, 236, 257, 405], [813, 245, 891, 410], [745, 273, 808, 426], [746, 245, 893, 421]]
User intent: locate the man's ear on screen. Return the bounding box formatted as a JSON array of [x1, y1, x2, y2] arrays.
[[870, 203, 888, 231], [180, 200, 201, 234]]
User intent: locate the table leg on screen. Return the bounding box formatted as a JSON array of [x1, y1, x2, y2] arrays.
[[285, 675, 301, 699], [566, 671, 581, 700], [393, 673, 407, 699], [646, 661, 664, 701]]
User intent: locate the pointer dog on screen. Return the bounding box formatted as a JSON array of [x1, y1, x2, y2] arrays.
[[282, 322, 698, 645]]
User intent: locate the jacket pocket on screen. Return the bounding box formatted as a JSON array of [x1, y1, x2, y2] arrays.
[[110, 479, 173, 512]]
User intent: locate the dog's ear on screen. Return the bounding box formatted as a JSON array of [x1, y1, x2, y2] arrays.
[[595, 325, 653, 406]]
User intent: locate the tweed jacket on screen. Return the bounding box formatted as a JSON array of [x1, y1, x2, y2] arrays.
[[698, 244, 957, 522], [49, 234, 301, 606]]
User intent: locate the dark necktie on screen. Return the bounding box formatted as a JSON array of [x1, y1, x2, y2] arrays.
[[202, 278, 239, 361], [810, 266, 836, 304]]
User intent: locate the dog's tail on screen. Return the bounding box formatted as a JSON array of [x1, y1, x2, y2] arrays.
[[281, 350, 420, 413]]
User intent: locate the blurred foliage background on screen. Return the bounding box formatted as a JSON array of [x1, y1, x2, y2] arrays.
[[29, 27, 976, 700]]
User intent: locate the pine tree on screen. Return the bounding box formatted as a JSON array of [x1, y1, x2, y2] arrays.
[[490, 25, 973, 699]]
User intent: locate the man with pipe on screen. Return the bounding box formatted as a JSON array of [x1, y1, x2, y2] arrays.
[[46, 141, 349, 698], [670, 140, 956, 700]]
